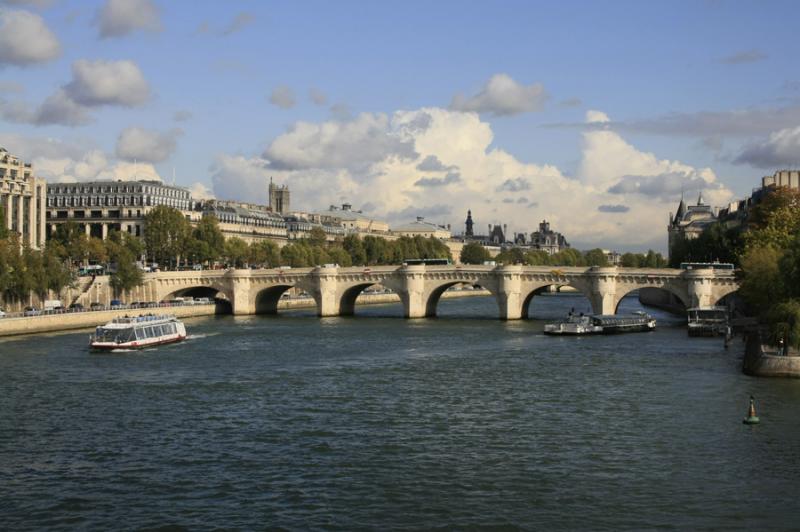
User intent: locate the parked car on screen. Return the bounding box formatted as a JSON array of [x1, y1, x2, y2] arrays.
[[0, 308, 6, 318], [23, 306, 40, 316], [194, 297, 211, 305], [89, 302, 104, 310], [110, 299, 124, 309], [69, 303, 84, 311]]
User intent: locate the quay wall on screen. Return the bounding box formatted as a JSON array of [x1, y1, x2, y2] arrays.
[[743, 332, 800, 378], [0, 289, 491, 338]]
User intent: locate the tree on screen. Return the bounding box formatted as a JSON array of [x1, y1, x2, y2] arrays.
[[343, 234, 367, 265], [460, 242, 491, 264], [109, 247, 143, 298], [0, 203, 7, 239], [326, 246, 353, 267], [192, 215, 225, 264], [308, 226, 328, 247], [621, 252, 641, 267], [583, 248, 608, 267], [248, 240, 281, 268], [495, 247, 524, 264], [280, 243, 310, 267], [550, 248, 585, 266], [144, 206, 192, 268], [224, 237, 249, 268], [738, 245, 784, 317]]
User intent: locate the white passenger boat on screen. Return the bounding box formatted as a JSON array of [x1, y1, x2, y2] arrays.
[[544, 312, 656, 335], [544, 315, 604, 335], [687, 306, 728, 336], [89, 314, 186, 350]]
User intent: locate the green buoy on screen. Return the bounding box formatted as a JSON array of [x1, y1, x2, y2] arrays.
[[743, 396, 760, 425]]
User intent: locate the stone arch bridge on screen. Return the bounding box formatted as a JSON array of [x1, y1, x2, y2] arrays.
[[124, 264, 739, 320]]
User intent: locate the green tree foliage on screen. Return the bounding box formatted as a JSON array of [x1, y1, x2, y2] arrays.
[[524, 250, 551, 265], [494, 247, 525, 264], [583, 248, 608, 267], [0, 234, 73, 302], [737, 245, 784, 318], [144, 206, 191, 268], [224, 237, 250, 268], [190, 215, 225, 265], [308, 226, 328, 247], [765, 300, 800, 350], [744, 187, 800, 251], [460, 242, 492, 264], [342, 235, 367, 265], [669, 222, 742, 267], [248, 240, 281, 268], [620, 252, 641, 267], [109, 247, 143, 297], [0, 203, 7, 239]]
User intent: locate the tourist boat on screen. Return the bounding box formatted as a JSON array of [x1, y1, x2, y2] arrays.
[[544, 315, 603, 335], [687, 306, 728, 337], [89, 314, 187, 350], [544, 312, 656, 335]]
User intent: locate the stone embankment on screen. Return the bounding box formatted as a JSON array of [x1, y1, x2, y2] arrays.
[[743, 332, 800, 378], [0, 289, 491, 338]]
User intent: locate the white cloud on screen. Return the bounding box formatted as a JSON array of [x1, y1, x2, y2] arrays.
[[188, 182, 215, 200], [34, 88, 92, 126], [211, 107, 735, 250], [734, 126, 800, 168], [0, 80, 24, 93], [450, 73, 548, 116], [269, 85, 295, 109], [0, 9, 60, 66], [263, 112, 418, 171], [115, 127, 182, 163], [95, 0, 161, 38], [585, 110, 610, 124], [65, 59, 150, 107], [173, 110, 192, 122]]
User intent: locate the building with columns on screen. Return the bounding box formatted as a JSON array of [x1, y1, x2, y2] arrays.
[[46, 180, 197, 240], [0, 147, 47, 249]]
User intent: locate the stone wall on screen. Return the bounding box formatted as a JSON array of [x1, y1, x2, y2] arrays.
[[742, 332, 800, 378]]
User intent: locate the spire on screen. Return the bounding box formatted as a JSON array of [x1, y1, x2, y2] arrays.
[[675, 196, 686, 222], [697, 191, 705, 206], [465, 209, 474, 237]]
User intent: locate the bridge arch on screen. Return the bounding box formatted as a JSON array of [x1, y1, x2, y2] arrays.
[[613, 285, 690, 314], [710, 287, 739, 308], [159, 284, 234, 313], [253, 284, 295, 314], [422, 278, 501, 318], [519, 282, 596, 319]]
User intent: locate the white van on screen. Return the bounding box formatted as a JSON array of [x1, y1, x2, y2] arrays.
[[44, 300, 63, 311]]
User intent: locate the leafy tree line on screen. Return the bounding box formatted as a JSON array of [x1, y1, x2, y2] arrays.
[[459, 241, 666, 268], [734, 188, 800, 348]]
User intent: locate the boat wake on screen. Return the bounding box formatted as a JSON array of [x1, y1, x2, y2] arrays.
[[186, 332, 219, 341]]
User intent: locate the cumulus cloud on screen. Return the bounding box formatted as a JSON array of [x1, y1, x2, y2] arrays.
[[222, 12, 254, 36], [263, 112, 418, 171], [585, 110, 610, 123], [269, 85, 295, 109], [720, 49, 766, 65], [0, 9, 60, 66], [414, 171, 461, 187], [598, 204, 630, 213], [212, 107, 733, 249], [734, 126, 800, 168], [0, 133, 163, 183], [95, 0, 161, 38], [65, 59, 150, 106], [309, 87, 327, 105], [115, 127, 182, 163], [188, 182, 215, 200], [1, 59, 151, 126], [450, 73, 548, 116]]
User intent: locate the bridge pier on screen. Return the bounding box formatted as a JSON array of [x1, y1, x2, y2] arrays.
[[403, 264, 428, 318], [228, 269, 255, 315], [588, 267, 618, 315], [686, 268, 714, 308], [496, 264, 523, 320], [312, 266, 341, 317]]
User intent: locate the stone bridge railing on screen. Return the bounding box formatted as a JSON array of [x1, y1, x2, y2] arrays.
[[118, 264, 739, 320]]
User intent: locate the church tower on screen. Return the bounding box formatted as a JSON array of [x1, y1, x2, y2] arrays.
[[268, 177, 290, 215], [465, 209, 474, 237]]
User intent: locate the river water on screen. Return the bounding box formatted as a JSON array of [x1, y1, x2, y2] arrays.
[[2, 294, 799, 530]]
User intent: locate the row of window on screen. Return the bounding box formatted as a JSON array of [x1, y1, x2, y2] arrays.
[[47, 184, 189, 198]]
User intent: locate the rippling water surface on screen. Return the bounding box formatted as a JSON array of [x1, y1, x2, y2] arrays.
[[2, 294, 799, 530]]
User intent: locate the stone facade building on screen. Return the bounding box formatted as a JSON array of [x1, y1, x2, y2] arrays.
[[268, 178, 290, 215], [529, 220, 569, 255], [200, 199, 288, 243], [667, 193, 716, 258], [391, 217, 452, 239], [46, 180, 197, 239], [0, 147, 47, 249]]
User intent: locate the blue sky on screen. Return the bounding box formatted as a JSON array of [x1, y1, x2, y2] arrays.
[[1, 0, 799, 251]]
